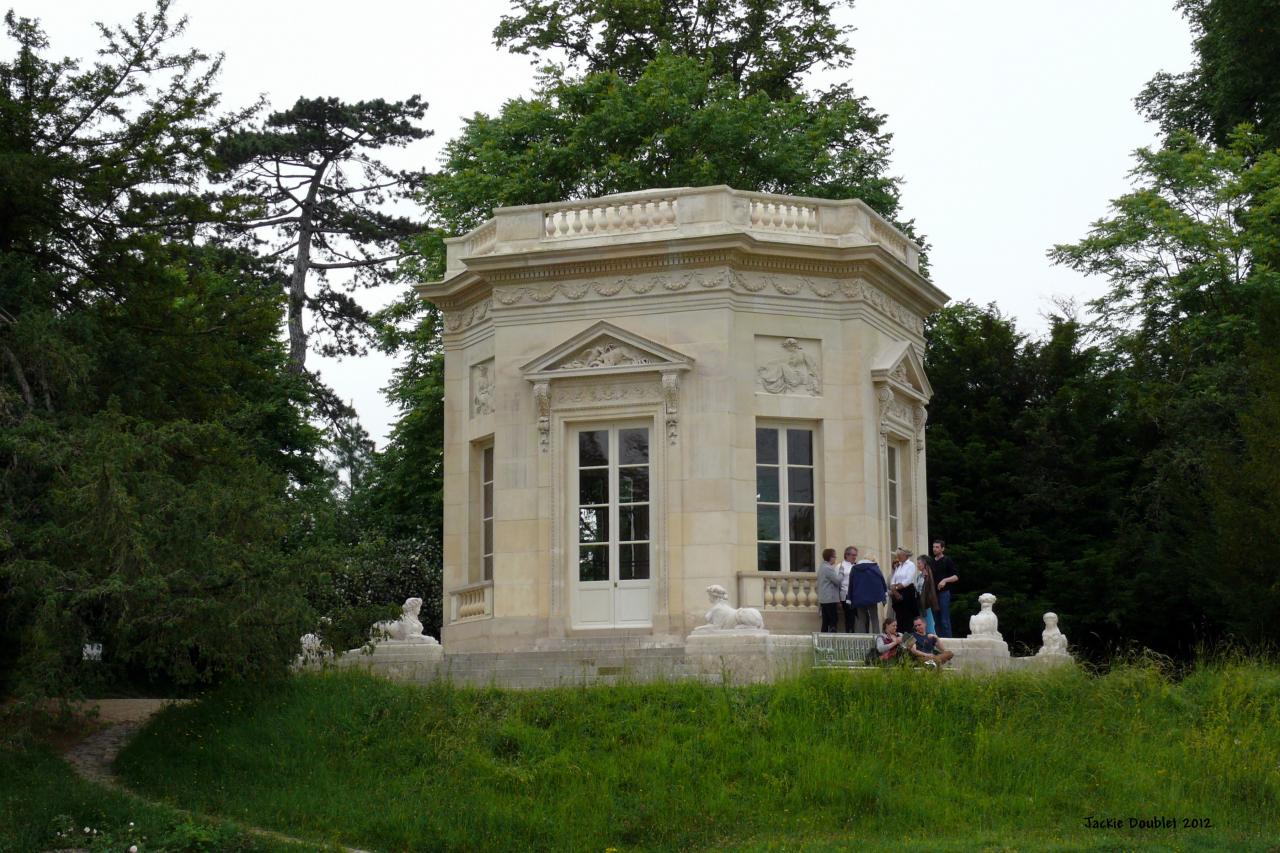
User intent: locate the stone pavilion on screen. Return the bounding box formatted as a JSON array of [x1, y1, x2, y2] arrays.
[[415, 186, 948, 653]]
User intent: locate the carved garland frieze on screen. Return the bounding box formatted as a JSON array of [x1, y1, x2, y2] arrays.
[[441, 297, 491, 333], [551, 381, 661, 407], [490, 271, 924, 334]]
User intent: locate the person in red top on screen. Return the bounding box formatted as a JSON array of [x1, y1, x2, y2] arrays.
[[875, 617, 903, 663]]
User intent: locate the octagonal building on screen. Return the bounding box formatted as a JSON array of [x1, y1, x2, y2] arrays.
[[415, 187, 948, 652]]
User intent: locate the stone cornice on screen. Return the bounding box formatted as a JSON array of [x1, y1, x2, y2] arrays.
[[428, 238, 945, 338]]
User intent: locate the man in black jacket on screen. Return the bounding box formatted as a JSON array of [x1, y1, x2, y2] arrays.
[[931, 539, 960, 638]]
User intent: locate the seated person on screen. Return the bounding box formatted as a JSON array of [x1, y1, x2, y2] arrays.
[[873, 617, 903, 663], [907, 616, 954, 668]]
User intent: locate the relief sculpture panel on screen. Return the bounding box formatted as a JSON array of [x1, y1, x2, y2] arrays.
[[755, 336, 822, 396]]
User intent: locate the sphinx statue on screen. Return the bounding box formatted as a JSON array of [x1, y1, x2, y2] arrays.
[[690, 584, 767, 634], [968, 592, 1002, 639], [1037, 612, 1069, 657], [371, 597, 439, 645]]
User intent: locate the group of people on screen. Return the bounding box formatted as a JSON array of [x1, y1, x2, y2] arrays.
[[815, 539, 960, 668]]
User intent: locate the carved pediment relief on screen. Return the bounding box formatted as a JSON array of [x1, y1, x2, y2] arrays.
[[870, 340, 932, 402], [522, 321, 694, 452], [521, 321, 694, 380], [872, 340, 930, 454]]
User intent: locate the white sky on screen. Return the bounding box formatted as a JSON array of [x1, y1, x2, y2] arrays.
[[29, 0, 1194, 447]]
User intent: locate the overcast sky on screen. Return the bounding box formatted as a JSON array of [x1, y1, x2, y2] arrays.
[[29, 1, 1195, 447]]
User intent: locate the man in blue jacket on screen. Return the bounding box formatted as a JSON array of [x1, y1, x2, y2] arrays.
[[844, 547, 888, 633]]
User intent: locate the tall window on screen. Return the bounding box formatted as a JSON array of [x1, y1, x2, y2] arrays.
[[481, 445, 494, 581], [756, 426, 816, 572], [886, 443, 900, 550], [576, 427, 651, 583]]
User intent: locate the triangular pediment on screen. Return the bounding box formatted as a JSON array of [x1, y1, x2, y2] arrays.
[[522, 320, 694, 380], [870, 340, 932, 401]]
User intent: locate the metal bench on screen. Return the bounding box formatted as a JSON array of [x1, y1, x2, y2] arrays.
[[811, 632, 879, 669]]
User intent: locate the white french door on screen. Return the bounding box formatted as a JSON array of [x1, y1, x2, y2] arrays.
[[571, 423, 653, 628]]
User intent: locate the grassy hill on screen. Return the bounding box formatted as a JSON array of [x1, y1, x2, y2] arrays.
[[112, 662, 1280, 851]]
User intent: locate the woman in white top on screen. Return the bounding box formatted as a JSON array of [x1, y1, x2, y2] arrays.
[[889, 547, 920, 630]]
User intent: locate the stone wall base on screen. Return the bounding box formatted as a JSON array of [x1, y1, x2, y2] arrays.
[[310, 633, 1070, 689]]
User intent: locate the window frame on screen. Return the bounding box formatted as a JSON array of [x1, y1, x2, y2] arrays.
[[471, 439, 495, 583], [754, 422, 819, 573], [886, 442, 901, 551]]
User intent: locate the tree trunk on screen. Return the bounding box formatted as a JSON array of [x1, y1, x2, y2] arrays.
[[2, 345, 34, 409], [287, 165, 326, 374]]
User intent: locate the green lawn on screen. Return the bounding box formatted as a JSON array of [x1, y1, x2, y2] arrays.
[[0, 741, 317, 853], [113, 662, 1280, 852]]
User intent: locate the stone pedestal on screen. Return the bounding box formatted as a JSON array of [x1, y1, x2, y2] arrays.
[[683, 631, 815, 685], [684, 631, 772, 684], [337, 641, 444, 682], [944, 637, 1011, 674]]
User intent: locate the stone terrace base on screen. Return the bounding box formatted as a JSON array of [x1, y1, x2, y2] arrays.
[[322, 633, 1069, 689]]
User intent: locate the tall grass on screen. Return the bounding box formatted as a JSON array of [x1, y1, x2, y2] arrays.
[[116, 661, 1280, 851], [0, 743, 312, 853]]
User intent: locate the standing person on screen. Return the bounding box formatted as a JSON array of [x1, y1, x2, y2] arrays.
[[931, 540, 960, 638], [889, 547, 919, 630], [817, 548, 843, 634], [918, 555, 939, 635], [838, 546, 858, 632], [845, 549, 887, 633]]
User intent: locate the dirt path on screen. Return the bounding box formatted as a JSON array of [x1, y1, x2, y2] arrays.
[[58, 700, 372, 853]]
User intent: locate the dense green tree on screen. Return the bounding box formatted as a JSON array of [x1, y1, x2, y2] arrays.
[[1049, 129, 1280, 652], [1206, 298, 1280, 639], [1138, 0, 1280, 148], [216, 96, 431, 371], [494, 0, 856, 97], [923, 304, 1132, 654], [0, 5, 334, 698]]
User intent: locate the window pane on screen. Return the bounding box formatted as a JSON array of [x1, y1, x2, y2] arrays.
[[787, 429, 813, 465], [790, 543, 816, 573], [755, 427, 778, 465], [483, 555, 493, 581], [620, 543, 650, 580], [888, 480, 898, 514], [757, 543, 781, 572], [619, 505, 649, 542], [579, 468, 608, 505], [756, 504, 780, 541], [755, 466, 779, 502], [887, 445, 897, 480], [483, 519, 493, 554], [788, 506, 815, 542], [619, 428, 650, 464], [578, 546, 609, 582], [579, 430, 608, 466], [619, 466, 649, 503], [787, 466, 813, 503], [578, 507, 608, 543], [483, 445, 494, 480], [483, 482, 494, 516]]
